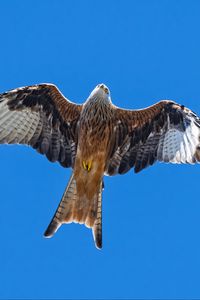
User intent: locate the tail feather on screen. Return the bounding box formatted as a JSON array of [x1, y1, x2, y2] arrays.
[[92, 184, 102, 249], [44, 174, 77, 237], [44, 173, 103, 249]]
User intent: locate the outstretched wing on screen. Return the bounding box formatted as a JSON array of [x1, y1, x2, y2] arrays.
[[0, 84, 82, 167], [106, 100, 200, 175]]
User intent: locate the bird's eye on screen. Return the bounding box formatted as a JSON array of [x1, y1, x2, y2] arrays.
[[104, 87, 109, 94]]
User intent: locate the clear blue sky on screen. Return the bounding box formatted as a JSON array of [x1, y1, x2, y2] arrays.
[[0, 0, 200, 299]]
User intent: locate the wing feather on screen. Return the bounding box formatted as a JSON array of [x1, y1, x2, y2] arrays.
[[106, 101, 200, 175], [0, 84, 82, 167]]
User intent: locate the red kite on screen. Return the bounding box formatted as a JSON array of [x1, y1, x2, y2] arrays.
[[0, 83, 199, 248]]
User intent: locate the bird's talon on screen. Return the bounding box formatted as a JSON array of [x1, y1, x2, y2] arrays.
[[82, 160, 92, 172], [88, 161, 92, 172], [83, 161, 87, 170]]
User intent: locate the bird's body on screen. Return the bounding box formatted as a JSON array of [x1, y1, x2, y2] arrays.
[[0, 82, 200, 249], [45, 85, 115, 248]]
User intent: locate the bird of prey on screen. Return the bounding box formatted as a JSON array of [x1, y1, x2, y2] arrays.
[[0, 83, 200, 249]]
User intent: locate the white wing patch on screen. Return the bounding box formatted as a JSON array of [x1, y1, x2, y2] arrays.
[[0, 100, 40, 145], [158, 116, 200, 164]]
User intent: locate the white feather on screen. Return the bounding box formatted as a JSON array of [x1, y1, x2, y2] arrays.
[[159, 117, 200, 164]]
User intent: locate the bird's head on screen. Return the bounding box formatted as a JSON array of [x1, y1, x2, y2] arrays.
[[89, 83, 111, 102]]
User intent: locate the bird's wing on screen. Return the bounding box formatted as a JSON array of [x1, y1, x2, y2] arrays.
[[106, 100, 200, 175], [0, 83, 82, 167]]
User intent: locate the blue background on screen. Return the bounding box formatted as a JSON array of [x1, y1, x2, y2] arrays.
[[0, 0, 200, 299]]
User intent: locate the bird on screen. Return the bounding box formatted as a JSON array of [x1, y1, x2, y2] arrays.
[[0, 83, 200, 249]]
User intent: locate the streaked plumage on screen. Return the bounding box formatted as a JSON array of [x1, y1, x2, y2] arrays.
[[0, 83, 200, 249]]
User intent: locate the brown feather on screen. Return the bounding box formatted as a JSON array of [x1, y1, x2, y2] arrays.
[[107, 100, 200, 174], [0, 84, 82, 167]]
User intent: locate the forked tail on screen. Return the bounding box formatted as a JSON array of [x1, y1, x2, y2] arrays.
[[44, 173, 103, 249]]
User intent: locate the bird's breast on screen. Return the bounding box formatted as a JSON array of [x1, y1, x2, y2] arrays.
[[78, 100, 114, 155]]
